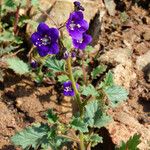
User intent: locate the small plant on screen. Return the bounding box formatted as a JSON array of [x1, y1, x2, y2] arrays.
[[11, 1, 137, 150]]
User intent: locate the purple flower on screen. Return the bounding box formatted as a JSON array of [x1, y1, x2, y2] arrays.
[[63, 81, 79, 96], [31, 22, 59, 57], [72, 33, 92, 50], [66, 11, 89, 40], [74, 1, 85, 11], [30, 60, 38, 68], [71, 51, 76, 58], [63, 51, 69, 59]]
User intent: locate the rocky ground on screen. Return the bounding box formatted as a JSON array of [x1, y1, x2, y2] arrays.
[[0, 0, 150, 149]]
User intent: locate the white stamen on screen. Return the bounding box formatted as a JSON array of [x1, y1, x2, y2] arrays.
[[64, 87, 72, 92]]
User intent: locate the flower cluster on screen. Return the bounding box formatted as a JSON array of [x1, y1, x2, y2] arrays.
[[30, 1, 91, 97], [66, 2, 92, 50]]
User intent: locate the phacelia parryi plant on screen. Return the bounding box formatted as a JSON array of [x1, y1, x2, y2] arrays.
[[11, 1, 134, 150]]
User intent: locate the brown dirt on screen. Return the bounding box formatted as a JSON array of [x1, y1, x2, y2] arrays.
[[0, 0, 150, 150]]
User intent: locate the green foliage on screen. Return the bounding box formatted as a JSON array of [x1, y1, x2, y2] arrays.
[[62, 38, 72, 51], [71, 117, 88, 133], [85, 45, 94, 53], [11, 123, 69, 150], [31, 0, 39, 7], [85, 134, 103, 147], [46, 109, 59, 124], [116, 134, 141, 150], [5, 57, 29, 75], [120, 12, 128, 23], [104, 85, 128, 107], [45, 56, 65, 72], [0, 30, 22, 44], [73, 68, 83, 80], [81, 84, 99, 97], [91, 65, 107, 79], [84, 100, 111, 128], [0, 45, 18, 56], [99, 71, 114, 88], [11, 123, 50, 149], [58, 74, 69, 83]]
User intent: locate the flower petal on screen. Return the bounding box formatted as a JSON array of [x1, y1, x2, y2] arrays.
[[31, 32, 41, 46], [72, 38, 80, 49], [71, 11, 83, 21], [63, 90, 75, 96], [47, 28, 59, 42], [84, 34, 92, 44], [37, 46, 50, 57], [48, 43, 59, 54], [37, 22, 50, 35], [69, 29, 83, 40], [78, 20, 89, 32], [72, 33, 92, 50], [79, 34, 92, 50]]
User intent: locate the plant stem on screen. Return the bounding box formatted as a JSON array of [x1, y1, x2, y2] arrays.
[[66, 57, 82, 114], [66, 57, 85, 150], [81, 54, 87, 85], [14, 3, 21, 35], [79, 133, 86, 150]]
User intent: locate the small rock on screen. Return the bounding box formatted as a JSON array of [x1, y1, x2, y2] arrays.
[[16, 95, 43, 121], [143, 30, 150, 41], [136, 50, 150, 70], [100, 48, 136, 90]]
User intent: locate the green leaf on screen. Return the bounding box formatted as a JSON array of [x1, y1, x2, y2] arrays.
[[58, 75, 69, 83], [85, 45, 94, 52], [0, 45, 18, 56], [91, 65, 107, 79], [62, 38, 72, 51], [84, 100, 111, 128], [0, 30, 22, 44], [5, 57, 29, 75], [46, 109, 58, 124], [104, 85, 128, 107], [85, 134, 103, 147], [45, 57, 65, 72], [4, 0, 16, 8], [71, 117, 88, 133], [81, 84, 99, 97], [31, 0, 39, 6], [99, 71, 114, 88], [11, 123, 49, 149], [73, 68, 83, 80], [116, 134, 141, 150]]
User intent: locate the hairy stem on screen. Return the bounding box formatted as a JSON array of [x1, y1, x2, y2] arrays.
[[66, 57, 82, 113], [66, 57, 85, 150]]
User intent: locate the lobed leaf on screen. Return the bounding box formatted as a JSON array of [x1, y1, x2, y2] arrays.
[[84, 100, 111, 128], [104, 85, 128, 107], [116, 134, 141, 150], [5, 57, 29, 75], [46, 109, 59, 124], [81, 84, 99, 97], [71, 117, 88, 133], [45, 56, 65, 72], [58, 74, 69, 83], [11, 123, 49, 149], [91, 65, 107, 79], [99, 71, 114, 88], [85, 134, 103, 147]]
